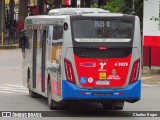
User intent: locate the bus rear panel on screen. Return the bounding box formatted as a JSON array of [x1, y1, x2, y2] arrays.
[[62, 15, 141, 102]]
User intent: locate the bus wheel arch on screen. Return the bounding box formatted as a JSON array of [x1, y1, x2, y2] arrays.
[[47, 74, 59, 110], [27, 67, 37, 98], [27, 67, 30, 89]]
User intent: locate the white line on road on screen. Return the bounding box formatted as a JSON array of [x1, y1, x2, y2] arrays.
[[0, 89, 28, 93], [142, 77, 153, 80], [142, 84, 159, 87], [0, 86, 27, 90], [2, 84, 26, 88], [0, 84, 28, 94], [0, 91, 14, 94]]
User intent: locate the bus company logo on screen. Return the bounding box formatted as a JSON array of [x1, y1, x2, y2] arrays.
[[98, 62, 107, 71], [80, 62, 96, 67]]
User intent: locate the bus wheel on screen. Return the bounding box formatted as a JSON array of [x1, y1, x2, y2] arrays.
[[27, 72, 37, 98], [47, 81, 59, 110], [113, 101, 124, 110], [102, 103, 114, 110], [29, 89, 37, 98]]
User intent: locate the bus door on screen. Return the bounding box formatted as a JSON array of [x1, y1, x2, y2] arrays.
[[41, 30, 47, 92], [32, 29, 37, 89], [36, 27, 47, 93]]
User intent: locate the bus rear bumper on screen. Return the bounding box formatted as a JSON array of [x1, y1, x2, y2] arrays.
[[62, 80, 141, 101]]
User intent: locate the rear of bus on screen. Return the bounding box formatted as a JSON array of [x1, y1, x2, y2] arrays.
[[62, 14, 141, 108]]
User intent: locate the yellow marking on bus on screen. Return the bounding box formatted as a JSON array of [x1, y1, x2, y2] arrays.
[[99, 72, 106, 80]]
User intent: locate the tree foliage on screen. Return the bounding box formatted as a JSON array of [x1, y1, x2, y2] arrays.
[[103, 0, 143, 30], [103, 0, 132, 14]]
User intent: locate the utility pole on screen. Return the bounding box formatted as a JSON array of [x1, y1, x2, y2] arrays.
[[9, 0, 15, 26], [71, 0, 77, 7], [85, 0, 91, 7], [0, 0, 5, 46], [18, 0, 28, 31], [98, 0, 106, 8], [55, 0, 61, 8], [81, 0, 84, 7], [37, 0, 45, 15], [132, 0, 135, 12]]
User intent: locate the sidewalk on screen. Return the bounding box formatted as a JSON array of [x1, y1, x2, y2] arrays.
[[0, 44, 19, 49], [0, 37, 19, 49], [142, 74, 160, 85], [142, 66, 160, 85]]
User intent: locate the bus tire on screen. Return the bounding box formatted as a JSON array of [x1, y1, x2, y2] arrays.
[[102, 103, 114, 110], [47, 81, 59, 110], [29, 89, 37, 98], [27, 70, 37, 98], [113, 101, 124, 110]]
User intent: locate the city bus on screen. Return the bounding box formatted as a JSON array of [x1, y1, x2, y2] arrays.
[[22, 8, 141, 110]]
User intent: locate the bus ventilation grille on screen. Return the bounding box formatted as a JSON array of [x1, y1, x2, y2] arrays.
[[74, 48, 132, 58]]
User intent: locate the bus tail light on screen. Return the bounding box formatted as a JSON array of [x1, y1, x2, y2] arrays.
[[64, 58, 76, 84], [129, 59, 140, 84]]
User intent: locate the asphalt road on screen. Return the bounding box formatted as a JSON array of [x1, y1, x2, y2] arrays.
[[0, 49, 160, 119]]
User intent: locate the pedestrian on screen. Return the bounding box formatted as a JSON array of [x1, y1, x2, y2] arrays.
[[19, 30, 26, 58]]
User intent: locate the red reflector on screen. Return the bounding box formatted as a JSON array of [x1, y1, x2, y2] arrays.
[[64, 58, 76, 84], [129, 59, 140, 84], [99, 46, 107, 50]]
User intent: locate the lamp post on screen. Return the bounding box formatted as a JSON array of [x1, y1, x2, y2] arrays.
[[133, 0, 135, 12], [0, 0, 5, 46]]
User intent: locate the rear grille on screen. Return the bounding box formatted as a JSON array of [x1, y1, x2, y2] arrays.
[[74, 48, 132, 58]]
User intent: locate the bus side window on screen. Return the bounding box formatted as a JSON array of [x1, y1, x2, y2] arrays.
[[47, 26, 53, 63], [53, 26, 63, 40], [52, 26, 63, 65]]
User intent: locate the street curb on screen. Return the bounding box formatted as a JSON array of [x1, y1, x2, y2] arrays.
[[142, 68, 160, 74], [0, 45, 19, 49]]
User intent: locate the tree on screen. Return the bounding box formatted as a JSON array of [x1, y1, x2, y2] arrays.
[[37, 0, 45, 15], [103, 0, 132, 13], [103, 0, 143, 30], [54, 0, 61, 8], [19, 0, 28, 21], [71, 0, 77, 7], [98, 0, 106, 8], [85, 0, 91, 7]]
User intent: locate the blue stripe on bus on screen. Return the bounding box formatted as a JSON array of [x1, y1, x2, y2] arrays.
[[62, 80, 141, 100]]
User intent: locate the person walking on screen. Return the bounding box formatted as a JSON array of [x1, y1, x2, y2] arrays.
[[19, 30, 26, 58]]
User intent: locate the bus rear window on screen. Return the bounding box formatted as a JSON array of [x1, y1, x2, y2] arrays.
[[72, 18, 133, 42]]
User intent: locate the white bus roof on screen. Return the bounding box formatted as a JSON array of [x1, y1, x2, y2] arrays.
[[48, 8, 109, 15], [25, 15, 66, 25]]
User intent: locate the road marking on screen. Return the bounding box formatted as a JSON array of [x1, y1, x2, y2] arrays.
[[0, 91, 14, 94], [142, 84, 159, 87], [2, 84, 26, 88], [142, 77, 153, 80], [0, 89, 28, 93], [0, 84, 28, 94], [0, 86, 27, 90]]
